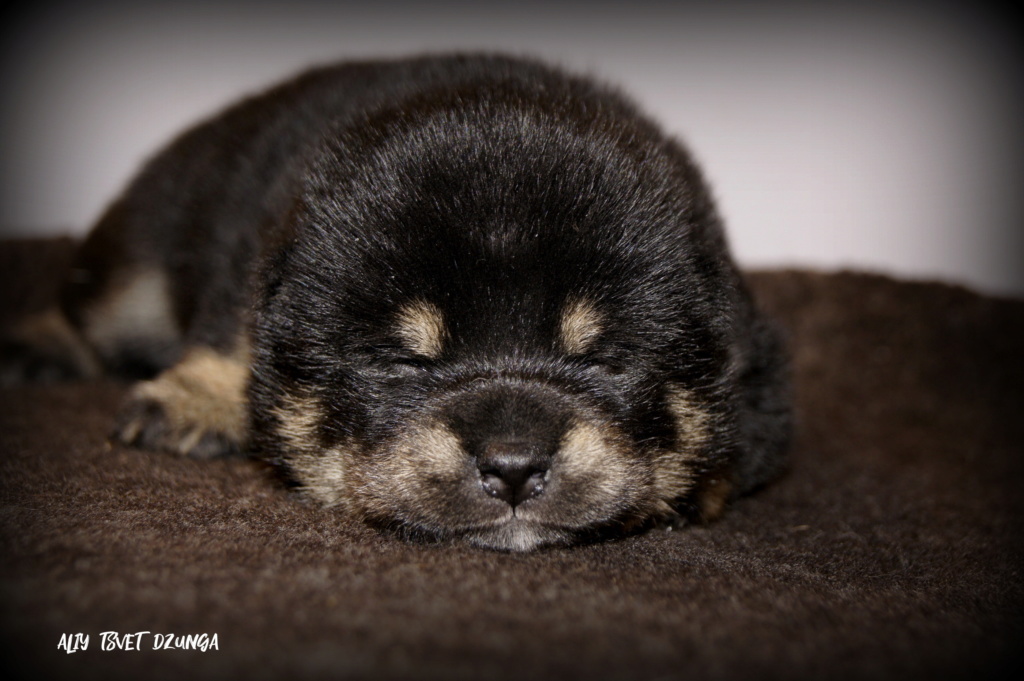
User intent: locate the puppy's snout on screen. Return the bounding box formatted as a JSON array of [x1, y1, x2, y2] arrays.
[[444, 379, 571, 507], [477, 441, 549, 507]]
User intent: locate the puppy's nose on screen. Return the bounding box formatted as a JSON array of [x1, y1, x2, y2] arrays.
[[477, 442, 548, 507]]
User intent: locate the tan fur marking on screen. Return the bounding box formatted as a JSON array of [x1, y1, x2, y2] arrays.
[[293, 420, 470, 513], [289, 444, 354, 508], [348, 421, 468, 522], [124, 343, 249, 454], [652, 386, 712, 508], [396, 423, 465, 473], [271, 392, 323, 454], [394, 301, 446, 359], [557, 421, 637, 512], [272, 391, 365, 507], [559, 298, 603, 355], [83, 268, 180, 356], [382, 423, 466, 494]]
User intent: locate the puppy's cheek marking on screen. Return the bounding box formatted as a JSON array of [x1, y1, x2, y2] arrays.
[[351, 423, 469, 525], [115, 344, 249, 458], [559, 298, 603, 355], [267, 390, 358, 507], [287, 444, 357, 508], [82, 268, 181, 361], [394, 301, 446, 359], [271, 391, 324, 454], [554, 421, 647, 524], [651, 385, 712, 515]]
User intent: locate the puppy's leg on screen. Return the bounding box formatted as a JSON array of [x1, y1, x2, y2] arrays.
[[114, 342, 250, 459], [0, 308, 102, 385], [2, 257, 183, 384]]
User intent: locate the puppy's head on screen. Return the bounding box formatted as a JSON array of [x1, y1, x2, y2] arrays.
[[249, 79, 748, 550]]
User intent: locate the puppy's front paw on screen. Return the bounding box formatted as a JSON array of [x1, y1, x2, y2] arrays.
[[114, 393, 242, 459], [113, 347, 248, 459]]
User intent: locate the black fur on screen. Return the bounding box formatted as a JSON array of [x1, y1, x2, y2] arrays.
[[30, 54, 790, 550]]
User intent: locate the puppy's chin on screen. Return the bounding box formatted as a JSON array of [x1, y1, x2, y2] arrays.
[[461, 517, 574, 552], [442, 508, 648, 552]]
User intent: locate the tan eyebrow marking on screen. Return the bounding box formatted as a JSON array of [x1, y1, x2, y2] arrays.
[[559, 298, 603, 354], [394, 300, 446, 359]]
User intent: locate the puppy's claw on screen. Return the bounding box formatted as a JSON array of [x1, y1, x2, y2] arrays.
[[113, 394, 241, 459], [112, 347, 248, 459]]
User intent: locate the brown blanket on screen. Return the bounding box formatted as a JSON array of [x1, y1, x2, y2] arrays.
[[2, 238, 1022, 680]]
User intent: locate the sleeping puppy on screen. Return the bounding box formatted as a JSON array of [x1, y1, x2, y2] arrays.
[[3, 54, 790, 551]]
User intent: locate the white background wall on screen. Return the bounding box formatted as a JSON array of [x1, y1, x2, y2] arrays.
[[2, 0, 1021, 295]]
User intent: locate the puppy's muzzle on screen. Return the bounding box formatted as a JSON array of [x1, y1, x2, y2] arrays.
[[443, 379, 571, 508]]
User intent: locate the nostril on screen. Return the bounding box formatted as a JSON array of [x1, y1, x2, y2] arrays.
[[520, 469, 547, 501], [479, 471, 511, 503]]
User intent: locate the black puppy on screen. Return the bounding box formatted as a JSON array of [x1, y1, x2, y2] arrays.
[[4, 55, 790, 551]]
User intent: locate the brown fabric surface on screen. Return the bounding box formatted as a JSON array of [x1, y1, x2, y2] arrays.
[[1, 238, 1022, 680]]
